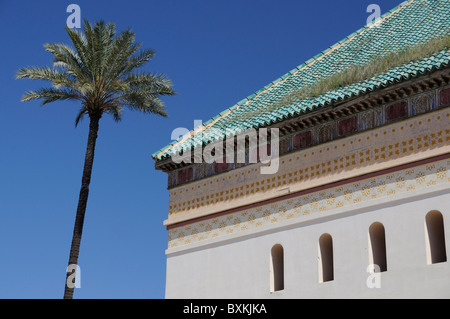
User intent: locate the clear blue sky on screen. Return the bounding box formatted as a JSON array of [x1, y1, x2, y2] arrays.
[[0, 0, 401, 298]]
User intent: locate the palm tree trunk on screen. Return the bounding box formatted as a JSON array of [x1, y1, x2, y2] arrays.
[[64, 114, 101, 299]]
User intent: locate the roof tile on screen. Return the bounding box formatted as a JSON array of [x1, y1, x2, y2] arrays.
[[154, 0, 450, 160]]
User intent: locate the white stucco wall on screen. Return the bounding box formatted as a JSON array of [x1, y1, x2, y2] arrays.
[[165, 185, 450, 299]]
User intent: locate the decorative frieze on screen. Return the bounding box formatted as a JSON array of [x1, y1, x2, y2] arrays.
[[167, 84, 450, 188], [166, 107, 450, 220], [167, 155, 450, 250]]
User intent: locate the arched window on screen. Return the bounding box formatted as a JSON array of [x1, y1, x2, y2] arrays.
[[368, 222, 387, 272], [425, 211, 447, 264], [318, 125, 332, 144], [318, 233, 334, 283], [270, 244, 284, 292]]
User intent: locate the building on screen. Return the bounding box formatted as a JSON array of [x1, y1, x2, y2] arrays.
[[153, 0, 450, 298]]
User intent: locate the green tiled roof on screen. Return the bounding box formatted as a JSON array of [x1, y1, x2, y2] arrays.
[[153, 0, 450, 161]]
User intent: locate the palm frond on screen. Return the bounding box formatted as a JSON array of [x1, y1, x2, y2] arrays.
[[119, 48, 156, 77], [102, 30, 139, 82], [92, 21, 112, 78], [65, 27, 89, 74], [16, 66, 77, 88], [74, 106, 89, 127], [44, 43, 88, 83], [124, 72, 176, 95], [21, 87, 82, 105], [105, 105, 123, 122], [119, 91, 168, 117]]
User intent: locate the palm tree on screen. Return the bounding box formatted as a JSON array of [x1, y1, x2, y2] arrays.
[[16, 20, 176, 299]]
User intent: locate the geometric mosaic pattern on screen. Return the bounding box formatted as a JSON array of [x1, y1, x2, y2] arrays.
[[168, 156, 450, 249]]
